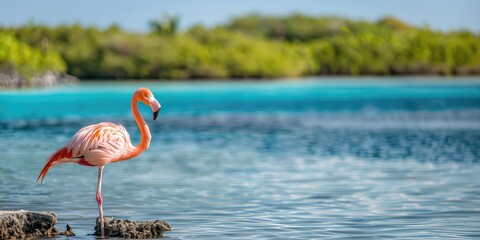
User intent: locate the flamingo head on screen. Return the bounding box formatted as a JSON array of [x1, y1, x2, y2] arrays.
[[135, 87, 161, 120]]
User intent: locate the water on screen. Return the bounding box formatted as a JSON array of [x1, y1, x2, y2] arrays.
[[1, 77, 480, 239]]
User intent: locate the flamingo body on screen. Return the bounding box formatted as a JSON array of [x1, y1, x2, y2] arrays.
[[37, 87, 161, 237], [36, 122, 132, 182]]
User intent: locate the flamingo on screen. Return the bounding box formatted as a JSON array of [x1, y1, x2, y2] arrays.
[[36, 87, 161, 238]]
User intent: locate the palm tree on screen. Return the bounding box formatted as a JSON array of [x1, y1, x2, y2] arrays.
[[149, 14, 180, 36]]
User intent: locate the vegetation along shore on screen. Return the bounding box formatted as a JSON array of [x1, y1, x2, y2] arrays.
[[1, 14, 479, 86]]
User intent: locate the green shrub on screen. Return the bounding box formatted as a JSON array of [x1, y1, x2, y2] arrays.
[[1, 14, 478, 79], [0, 33, 66, 78]]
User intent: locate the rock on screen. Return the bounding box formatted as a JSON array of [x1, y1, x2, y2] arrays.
[[0, 71, 78, 89], [59, 224, 76, 236], [0, 210, 67, 239], [94, 217, 173, 238]]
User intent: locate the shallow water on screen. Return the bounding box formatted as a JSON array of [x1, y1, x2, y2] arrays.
[[1, 77, 480, 239]]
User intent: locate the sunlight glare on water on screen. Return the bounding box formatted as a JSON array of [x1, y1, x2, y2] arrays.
[[1, 78, 480, 239]]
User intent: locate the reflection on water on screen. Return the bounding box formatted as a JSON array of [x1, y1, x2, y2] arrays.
[[0, 78, 479, 239]]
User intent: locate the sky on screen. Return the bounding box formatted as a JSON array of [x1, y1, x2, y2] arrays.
[[1, 0, 479, 32]]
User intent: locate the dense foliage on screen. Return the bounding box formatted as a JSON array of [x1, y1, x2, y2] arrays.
[[0, 33, 65, 78], [1, 14, 479, 80]]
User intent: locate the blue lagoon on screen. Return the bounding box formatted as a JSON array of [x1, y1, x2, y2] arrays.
[[1, 77, 480, 239]]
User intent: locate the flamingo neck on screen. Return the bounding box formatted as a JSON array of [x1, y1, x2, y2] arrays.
[[131, 96, 151, 155]]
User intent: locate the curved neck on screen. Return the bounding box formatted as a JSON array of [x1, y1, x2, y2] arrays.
[[132, 96, 151, 153]]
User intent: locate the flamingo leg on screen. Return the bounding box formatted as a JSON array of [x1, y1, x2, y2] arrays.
[[96, 166, 105, 238]]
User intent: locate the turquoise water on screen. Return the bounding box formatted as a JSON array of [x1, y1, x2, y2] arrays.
[[1, 77, 480, 239]]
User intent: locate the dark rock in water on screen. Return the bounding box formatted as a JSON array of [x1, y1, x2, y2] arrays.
[[59, 224, 76, 236], [95, 217, 173, 238], [0, 210, 74, 239]]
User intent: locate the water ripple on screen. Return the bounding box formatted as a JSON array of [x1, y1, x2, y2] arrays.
[[1, 80, 479, 239]]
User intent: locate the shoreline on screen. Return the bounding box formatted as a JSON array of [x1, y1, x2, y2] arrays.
[[0, 72, 78, 89], [1, 74, 479, 90], [78, 73, 480, 81]]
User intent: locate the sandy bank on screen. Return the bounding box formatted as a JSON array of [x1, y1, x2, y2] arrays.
[[0, 71, 78, 89]]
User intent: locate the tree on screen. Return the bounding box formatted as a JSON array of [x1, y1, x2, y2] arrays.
[[149, 14, 180, 36]]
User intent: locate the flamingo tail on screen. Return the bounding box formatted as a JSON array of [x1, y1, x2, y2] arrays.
[[36, 147, 72, 183]]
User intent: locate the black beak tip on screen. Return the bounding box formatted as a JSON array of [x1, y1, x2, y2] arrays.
[[153, 110, 160, 120]]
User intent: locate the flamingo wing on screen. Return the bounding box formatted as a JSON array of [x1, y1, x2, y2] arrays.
[[66, 122, 132, 165], [37, 122, 132, 183]]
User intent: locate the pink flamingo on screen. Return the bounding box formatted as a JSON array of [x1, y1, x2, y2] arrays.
[[36, 87, 161, 238]]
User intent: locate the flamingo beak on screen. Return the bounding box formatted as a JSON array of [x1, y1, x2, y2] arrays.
[[150, 98, 161, 120]]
